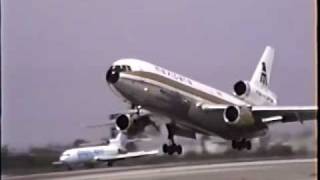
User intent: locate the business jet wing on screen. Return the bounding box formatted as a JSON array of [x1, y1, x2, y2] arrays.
[[94, 150, 159, 161], [252, 106, 318, 124]]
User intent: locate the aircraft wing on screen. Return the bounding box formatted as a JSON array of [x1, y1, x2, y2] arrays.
[[252, 106, 318, 124], [94, 150, 159, 161], [199, 104, 317, 124]]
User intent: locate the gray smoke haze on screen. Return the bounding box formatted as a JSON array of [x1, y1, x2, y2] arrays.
[[1, 0, 317, 150]]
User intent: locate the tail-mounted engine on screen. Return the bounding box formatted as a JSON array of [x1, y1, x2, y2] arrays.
[[223, 105, 255, 127], [234, 80, 250, 97], [233, 80, 277, 105]]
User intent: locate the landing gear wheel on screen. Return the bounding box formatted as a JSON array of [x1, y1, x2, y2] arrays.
[[162, 144, 168, 154], [232, 140, 241, 150], [232, 140, 236, 149], [246, 141, 252, 150], [167, 145, 174, 155], [162, 143, 182, 155], [176, 145, 182, 155], [237, 143, 242, 151]]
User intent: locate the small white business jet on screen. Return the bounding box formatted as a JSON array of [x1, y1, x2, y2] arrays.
[[106, 46, 317, 155], [52, 132, 159, 170]]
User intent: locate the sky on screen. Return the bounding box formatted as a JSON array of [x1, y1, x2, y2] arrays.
[[1, 0, 317, 150]]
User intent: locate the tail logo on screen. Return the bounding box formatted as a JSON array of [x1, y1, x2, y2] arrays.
[[260, 62, 268, 86]]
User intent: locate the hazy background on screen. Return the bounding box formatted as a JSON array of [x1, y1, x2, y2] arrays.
[[1, 0, 317, 151]]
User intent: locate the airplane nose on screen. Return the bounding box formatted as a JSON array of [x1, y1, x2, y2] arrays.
[[106, 67, 119, 84], [59, 155, 67, 162]]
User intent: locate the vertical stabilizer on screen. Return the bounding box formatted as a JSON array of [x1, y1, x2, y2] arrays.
[[250, 46, 275, 88], [110, 132, 128, 149]]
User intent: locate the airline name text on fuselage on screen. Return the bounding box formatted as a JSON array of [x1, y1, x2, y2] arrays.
[[154, 66, 193, 86]]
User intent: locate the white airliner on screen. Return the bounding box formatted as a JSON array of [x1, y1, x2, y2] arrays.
[[105, 46, 317, 155], [52, 133, 159, 169]]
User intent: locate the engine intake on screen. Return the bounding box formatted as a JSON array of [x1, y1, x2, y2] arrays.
[[106, 67, 120, 84], [116, 114, 132, 131], [223, 105, 255, 126], [223, 106, 240, 124], [233, 80, 277, 105], [234, 80, 250, 97]]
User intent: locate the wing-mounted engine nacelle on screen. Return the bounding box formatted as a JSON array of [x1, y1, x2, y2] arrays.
[[233, 80, 277, 105], [115, 114, 133, 131], [223, 105, 255, 127], [115, 113, 158, 136]]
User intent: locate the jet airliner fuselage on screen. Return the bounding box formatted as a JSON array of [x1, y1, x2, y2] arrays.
[[105, 47, 317, 155], [107, 59, 266, 139]]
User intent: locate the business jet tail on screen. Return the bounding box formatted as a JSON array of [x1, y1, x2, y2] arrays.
[[109, 132, 128, 150], [250, 46, 275, 88]]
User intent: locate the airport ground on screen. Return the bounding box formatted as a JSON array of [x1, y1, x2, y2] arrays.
[[1, 147, 315, 175], [2, 158, 317, 180], [2, 141, 317, 179]]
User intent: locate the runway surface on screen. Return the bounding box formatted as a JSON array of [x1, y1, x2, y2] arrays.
[[3, 158, 317, 180]]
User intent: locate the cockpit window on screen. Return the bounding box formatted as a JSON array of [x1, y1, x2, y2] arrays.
[[112, 65, 132, 72], [121, 65, 127, 71], [114, 65, 121, 72]]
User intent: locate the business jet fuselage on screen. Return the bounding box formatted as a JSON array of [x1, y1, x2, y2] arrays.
[[106, 47, 317, 155], [53, 133, 159, 169]]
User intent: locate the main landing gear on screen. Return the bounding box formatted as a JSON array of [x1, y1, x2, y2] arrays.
[[232, 139, 252, 150], [131, 104, 142, 115], [162, 124, 183, 155]]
